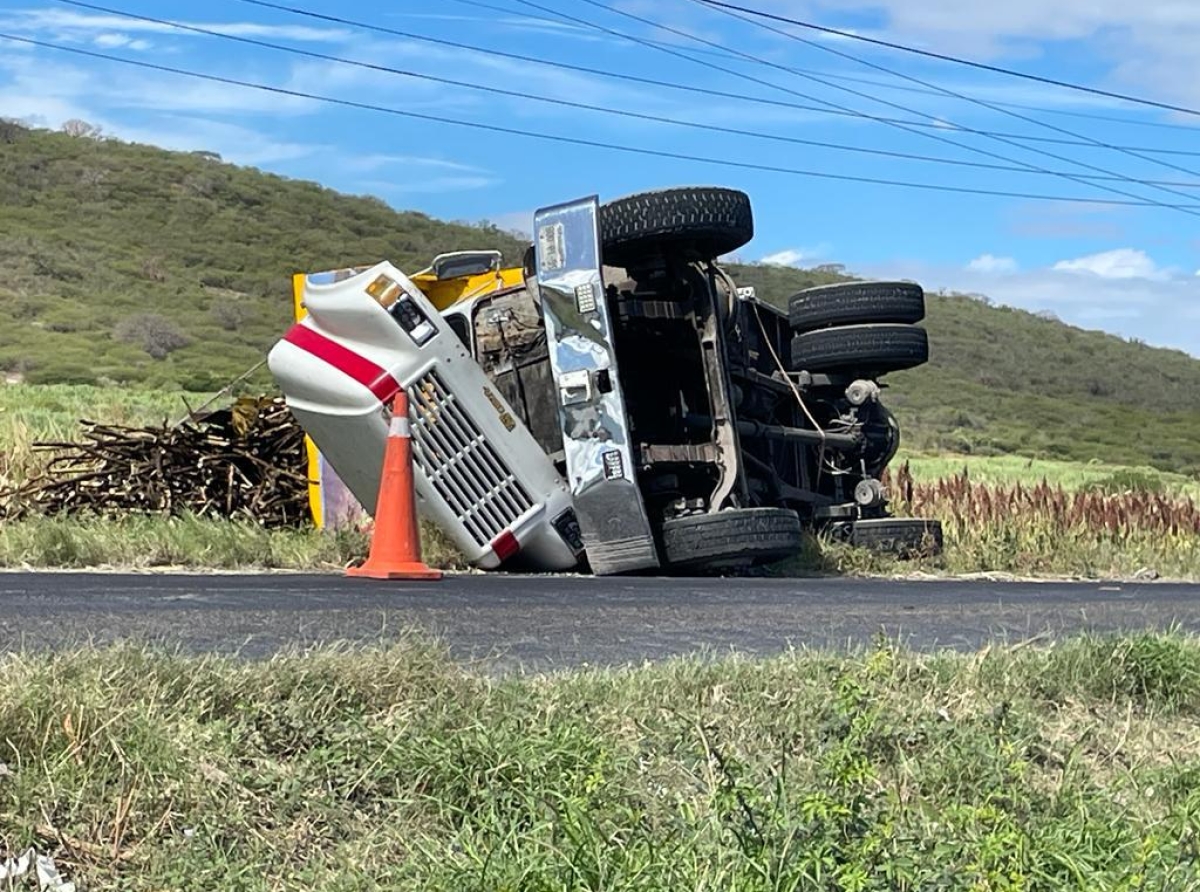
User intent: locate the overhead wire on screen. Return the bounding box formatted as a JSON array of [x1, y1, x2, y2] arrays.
[[553, 0, 1200, 213], [3, 32, 1195, 209], [49, 0, 1200, 191], [448, 0, 1200, 133], [229, 0, 1200, 157], [686, 0, 1200, 181], [695, 0, 1200, 120], [441, 0, 747, 62]]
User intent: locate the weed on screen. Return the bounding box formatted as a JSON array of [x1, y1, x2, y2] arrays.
[[1, 635, 1198, 889]]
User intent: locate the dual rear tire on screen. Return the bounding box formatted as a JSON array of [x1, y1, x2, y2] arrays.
[[787, 282, 941, 556], [788, 282, 929, 376]]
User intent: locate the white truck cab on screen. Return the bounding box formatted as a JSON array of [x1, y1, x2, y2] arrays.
[[268, 261, 583, 571]]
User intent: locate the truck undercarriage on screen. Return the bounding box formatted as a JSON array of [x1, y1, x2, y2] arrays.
[[270, 186, 942, 576]]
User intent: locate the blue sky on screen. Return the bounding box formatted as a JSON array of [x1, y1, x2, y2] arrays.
[[2, 0, 1199, 356]]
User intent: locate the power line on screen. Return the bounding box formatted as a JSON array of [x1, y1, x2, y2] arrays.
[[686, 0, 1200, 182], [447, 0, 1196, 132], [3, 32, 1196, 209], [230, 0, 1200, 157], [557, 0, 1200, 213], [443, 0, 746, 63], [69, 0, 1200, 191], [696, 0, 1200, 120], [574, 0, 1200, 201]]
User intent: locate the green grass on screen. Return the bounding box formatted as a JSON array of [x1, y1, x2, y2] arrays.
[[2, 385, 1196, 579], [0, 513, 357, 570], [0, 383, 193, 431], [5, 512, 1194, 580], [810, 527, 1200, 582], [0, 513, 469, 572], [0, 384, 204, 488], [3, 634, 1199, 890], [898, 453, 1200, 500]]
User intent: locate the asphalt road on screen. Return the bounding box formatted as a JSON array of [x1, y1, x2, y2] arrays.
[[1, 572, 1197, 669]]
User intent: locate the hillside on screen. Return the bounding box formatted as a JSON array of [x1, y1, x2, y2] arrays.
[[3, 121, 1200, 474], [0, 121, 526, 391]]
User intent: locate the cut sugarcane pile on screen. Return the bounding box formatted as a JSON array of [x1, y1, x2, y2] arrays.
[[0, 397, 311, 528]]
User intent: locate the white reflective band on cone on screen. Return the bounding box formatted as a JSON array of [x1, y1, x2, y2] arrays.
[[389, 415, 411, 438]]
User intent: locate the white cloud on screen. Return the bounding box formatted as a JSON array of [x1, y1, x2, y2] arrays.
[[391, 11, 612, 42], [1, 9, 350, 43], [761, 245, 832, 266], [0, 51, 315, 119], [92, 33, 147, 50], [1052, 248, 1165, 280], [749, 0, 1200, 107], [0, 51, 320, 164], [342, 155, 484, 174], [858, 252, 1199, 356], [111, 116, 321, 166], [0, 70, 92, 127], [359, 176, 499, 196], [349, 155, 499, 195], [762, 249, 808, 266], [967, 254, 1018, 274], [487, 210, 535, 238]]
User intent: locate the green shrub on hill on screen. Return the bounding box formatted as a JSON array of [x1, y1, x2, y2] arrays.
[[0, 122, 527, 390]]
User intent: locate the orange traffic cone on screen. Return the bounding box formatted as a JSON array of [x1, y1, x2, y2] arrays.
[[348, 390, 443, 581]]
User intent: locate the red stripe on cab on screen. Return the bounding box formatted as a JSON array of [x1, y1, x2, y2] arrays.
[[283, 324, 400, 403]]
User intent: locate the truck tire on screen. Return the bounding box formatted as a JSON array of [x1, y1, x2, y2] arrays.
[[600, 187, 754, 266], [849, 518, 943, 558], [791, 324, 929, 375], [661, 507, 802, 571], [788, 281, 925, 332]]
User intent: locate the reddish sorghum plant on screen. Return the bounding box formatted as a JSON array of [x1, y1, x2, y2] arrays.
[[882, 462, 1200, 542]]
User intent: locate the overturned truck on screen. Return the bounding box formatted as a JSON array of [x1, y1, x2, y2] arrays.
[[269, 187, 942, 575]]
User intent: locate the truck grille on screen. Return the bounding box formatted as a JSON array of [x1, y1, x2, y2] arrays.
[[408, 369, 533, 549]]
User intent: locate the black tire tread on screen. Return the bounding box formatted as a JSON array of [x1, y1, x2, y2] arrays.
[[662, 507, 802, 569], [789, 281, 925, 332], [791, 324, 929, 375], [850, 518, 943, 557], [600, 187, 753, 265]]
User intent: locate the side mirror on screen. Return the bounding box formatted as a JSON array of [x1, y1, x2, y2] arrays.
[[430, 251, 502, 280]]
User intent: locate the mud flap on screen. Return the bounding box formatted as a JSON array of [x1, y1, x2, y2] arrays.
[[533, 197, 660, 575]]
